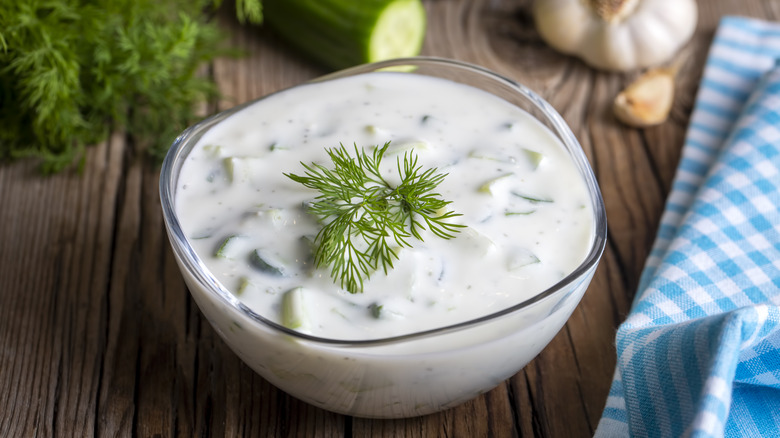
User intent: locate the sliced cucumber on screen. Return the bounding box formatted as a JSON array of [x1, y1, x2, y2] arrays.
[[202, 144, 225, 157], [249, 249, 287, 277], [254, 208, 288, 228], [478, 173, 513, 194], [383, 138, 429, 156], [236, 276, 253, 296], [214, 234, 245, 259], [223, 156, 264, 183], [281, 287, 308, 330], [364, 124, 389, 136], [222, 157, 240, 183], [522, 148, 545, 170], [453, 227, 495, 257], [263, 0, 427, 70], [507, 248, 540, 272]]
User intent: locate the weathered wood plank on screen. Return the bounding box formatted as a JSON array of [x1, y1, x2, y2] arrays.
[[0, 137, 123, 437]]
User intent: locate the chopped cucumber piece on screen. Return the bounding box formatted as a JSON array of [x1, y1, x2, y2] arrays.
[[249, 207, 296, 228], [454, 227, 495, 257], [222, 157, 240, 183], [522, 148, 545, 170], [369, 0, 426, 63], [223, 156, 264, 183], [512, 191, 554, 204], [384, 138, 429, 156], [260, 208, 285, 227], [203, 144, 225, 157], [249, 249, 287, 277], [281, 287, 308, 330], [236, 276, 254, 296], [214, 234, 245, 259], [508, 248, 541, 271], [365, 124, 389, 136], [478, 173, 514, 194], [263, 0, 427, 70]]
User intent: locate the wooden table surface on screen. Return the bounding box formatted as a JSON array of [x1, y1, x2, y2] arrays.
[[1, 0, 774, 436]]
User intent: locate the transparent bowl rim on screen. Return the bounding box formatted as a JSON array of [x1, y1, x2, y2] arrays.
[[159, 56, 608, 347]]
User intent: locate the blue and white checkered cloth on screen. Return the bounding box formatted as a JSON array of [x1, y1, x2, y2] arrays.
[[595, 17, 780, 438]]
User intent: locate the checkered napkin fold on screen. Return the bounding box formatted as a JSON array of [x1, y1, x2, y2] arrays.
[[595, 17, 780, 438]]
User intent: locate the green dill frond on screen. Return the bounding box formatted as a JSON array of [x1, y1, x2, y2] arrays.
[[0, 0, 256, 173], [235, 0, 263, 24], [285, 142, 465, 294]]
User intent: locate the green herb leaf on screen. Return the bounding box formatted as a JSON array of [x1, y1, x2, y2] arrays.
[[285, 142, 464, 293], [0, 0, 262, 173]]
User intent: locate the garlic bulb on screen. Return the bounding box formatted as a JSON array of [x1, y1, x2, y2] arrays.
[[532, 0, 697, 71]]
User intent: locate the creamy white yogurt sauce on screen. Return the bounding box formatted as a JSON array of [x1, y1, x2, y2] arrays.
[[175, 72, 594, 340]]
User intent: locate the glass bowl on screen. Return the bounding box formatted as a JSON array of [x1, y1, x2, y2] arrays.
[[159, 57, 607, 419]]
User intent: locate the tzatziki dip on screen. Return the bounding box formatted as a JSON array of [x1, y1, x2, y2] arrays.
[[175, 71, 595, 341]]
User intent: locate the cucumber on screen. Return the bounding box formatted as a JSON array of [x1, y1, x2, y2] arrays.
[[249, 249, 287, 277], [507, 248, 540, 272], [478, 173, 513, 194], [263, 0, 427, 70], [236, 276, 253, 296], [522, 148, 545, 170], [281, 287, 308, 330], [382, 138, 429, 156], [214, 234, 244, 259], [223, 156, 264, 183], [454, 227, 495, 257]]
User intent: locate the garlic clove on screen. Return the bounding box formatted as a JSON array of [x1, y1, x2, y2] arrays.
[[613, 67, 675, 127]]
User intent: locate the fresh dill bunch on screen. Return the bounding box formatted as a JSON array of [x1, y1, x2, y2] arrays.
[[285, 142, 465, 294], [0, 0, 262, 173]]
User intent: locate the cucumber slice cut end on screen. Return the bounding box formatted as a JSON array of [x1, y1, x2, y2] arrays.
[[282, 287, 309, 330], [368, 0, 427, 62]]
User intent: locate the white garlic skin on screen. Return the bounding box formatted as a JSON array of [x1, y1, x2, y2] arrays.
[[533, 0, 698, 71]]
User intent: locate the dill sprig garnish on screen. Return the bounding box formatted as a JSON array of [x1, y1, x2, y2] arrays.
[[285, 142, 464, 294]]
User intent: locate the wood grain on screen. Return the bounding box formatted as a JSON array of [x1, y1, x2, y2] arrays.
[[0, 1, 773, 436]]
